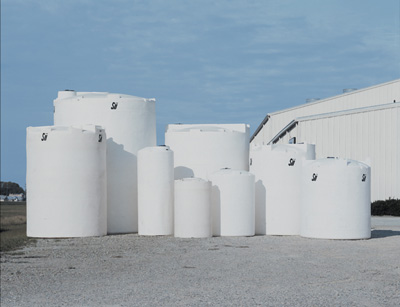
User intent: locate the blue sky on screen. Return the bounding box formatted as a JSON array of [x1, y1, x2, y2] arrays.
[[1, 0, 400, 188]]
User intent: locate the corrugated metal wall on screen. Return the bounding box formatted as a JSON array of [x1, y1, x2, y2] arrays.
[[252, 79, 400, 145], [276, 104, 400, 201]]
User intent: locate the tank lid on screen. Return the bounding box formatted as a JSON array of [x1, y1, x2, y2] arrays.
[[175, 177, 210, 186], [271, 144, 306, 154], [57, 90, 76, 99], [167, 123, 248, 133], [212, 168, 253, 177], [139, 145, 171, 153], [312, 158, 370, 168]]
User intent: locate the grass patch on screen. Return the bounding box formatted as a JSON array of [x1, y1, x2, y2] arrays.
[[0, 202, 35, 252]]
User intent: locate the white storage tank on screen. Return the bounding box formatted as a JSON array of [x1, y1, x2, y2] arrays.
[[250, 143, 315, 235], [137, 146, 174, 236], [174, 178, 212, 238], [210, 169, 255, 237], [26, 125, 107, 238], [54, 90, 156, 234], [165, 124, 250, 180], [301, 158, 371, 239]]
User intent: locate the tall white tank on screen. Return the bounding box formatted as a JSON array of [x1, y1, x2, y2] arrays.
[[249, 144, 315, 235], [301, 158, 371, 239], [26, 125, 107, 238], [174, 178, 212, 238], [165, 124, 250, 180], [137, 146, 174, 236], [210, 169, 255, 237], [54, 90, 156, 234]]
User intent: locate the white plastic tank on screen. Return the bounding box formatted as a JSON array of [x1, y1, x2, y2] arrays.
[[174, 178, 212, 238], [301, 158, 371, 239], [165, 124, 250, 180], [26, 125, 107, 238], [137, 146, 174, 236], [210, 169, 255, 237], [249, 143, 315, 235], [54, 90, 156, 234]]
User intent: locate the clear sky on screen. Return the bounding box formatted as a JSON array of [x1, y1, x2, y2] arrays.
[[1, 0, 400, 188]]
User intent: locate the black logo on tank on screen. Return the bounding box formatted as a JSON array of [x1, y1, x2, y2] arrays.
[[362, 174, 367, 182], [311, 173, 318, 181]]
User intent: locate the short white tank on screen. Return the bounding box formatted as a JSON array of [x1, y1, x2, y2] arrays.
[[210, 169, 255, 237], [137, 146, 174, 236], [174, 178, 212, 238], [250, 144, 315, 235], [26, 125, 107, 238], [301, 158, 371, 239], [54, 91, 156, 234], [165, 124, 250, 180]]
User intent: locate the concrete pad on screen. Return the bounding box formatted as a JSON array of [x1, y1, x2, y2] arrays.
[[371, 216, 400, 228]]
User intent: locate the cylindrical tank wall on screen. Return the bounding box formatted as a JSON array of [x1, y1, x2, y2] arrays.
[[210, 169, 255, 237], [165, 124, 250, 180], [174, 178, 212, 238], [250, 144, 316, 235], [301, 158, 371, 239], [138, 146, 174, 236], [26, 125, 107, 238], [54, 91, 156, 234]]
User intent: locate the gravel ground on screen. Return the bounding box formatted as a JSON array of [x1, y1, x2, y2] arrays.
[[1, 217, 399, 307]]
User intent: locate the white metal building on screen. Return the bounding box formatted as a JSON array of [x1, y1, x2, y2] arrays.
[[251, 79, 400, 201]]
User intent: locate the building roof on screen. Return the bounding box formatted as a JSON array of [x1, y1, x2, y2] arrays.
[[268, 102, 400, 144], [251, 79, 400, 142]]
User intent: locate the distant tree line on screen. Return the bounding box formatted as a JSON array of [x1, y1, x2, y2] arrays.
[[0, 181, 25, 196], [371, 198, 400, 216]]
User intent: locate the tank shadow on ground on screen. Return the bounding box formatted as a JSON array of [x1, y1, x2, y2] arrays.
[[371, 229, 400, 239]]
